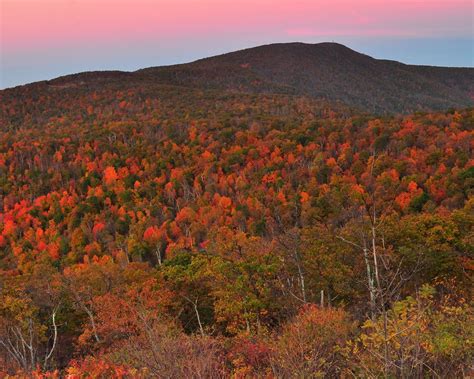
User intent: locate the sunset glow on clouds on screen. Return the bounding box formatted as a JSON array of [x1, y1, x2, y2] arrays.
[[1, 0, 473, 88]]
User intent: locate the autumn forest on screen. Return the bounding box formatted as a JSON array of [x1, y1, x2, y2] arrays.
[[0, 46, 473, 378]]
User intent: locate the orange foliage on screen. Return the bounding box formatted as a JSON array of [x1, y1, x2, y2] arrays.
[[103, 166, 118, 185], [300, 191, 310, 203]]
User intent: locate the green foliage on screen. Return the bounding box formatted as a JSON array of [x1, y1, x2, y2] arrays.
[[347, 285, 473, 378]]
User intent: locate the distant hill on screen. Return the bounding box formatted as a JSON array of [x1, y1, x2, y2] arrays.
[[138, 43, 474, 114], [6, 42, 474, 114]]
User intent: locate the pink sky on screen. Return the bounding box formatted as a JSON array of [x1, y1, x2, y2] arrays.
[[1, 0, 473, 88]]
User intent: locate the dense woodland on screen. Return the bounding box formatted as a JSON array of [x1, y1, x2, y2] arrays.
[[0, 80, 473, 377]]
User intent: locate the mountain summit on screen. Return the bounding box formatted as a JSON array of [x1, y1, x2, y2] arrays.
[[138, 42, 473, 114], [10, 42, 474, 114]]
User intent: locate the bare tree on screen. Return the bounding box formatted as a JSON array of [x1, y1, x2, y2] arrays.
[[0, 306, 59, 373]]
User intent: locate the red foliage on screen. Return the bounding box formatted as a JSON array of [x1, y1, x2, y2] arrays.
[[92, 222, 106, 237], [143, 225, 163, 243], [103, 166, 118, 185]]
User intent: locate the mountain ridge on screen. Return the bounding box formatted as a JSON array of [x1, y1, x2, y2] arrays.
[[4, 42, 474, 114]]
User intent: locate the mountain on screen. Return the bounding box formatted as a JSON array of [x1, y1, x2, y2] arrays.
[[34, 42, 474, 114], [138, 42, 474, 114], [1, 42, 473, 377]]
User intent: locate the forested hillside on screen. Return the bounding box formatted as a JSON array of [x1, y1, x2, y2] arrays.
[[19, 42, 474, 115], [139, 42, 474, 114], [0, 77, 473, 377]]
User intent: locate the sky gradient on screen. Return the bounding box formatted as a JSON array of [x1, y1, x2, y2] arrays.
[[1, 0, 473, 89]]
